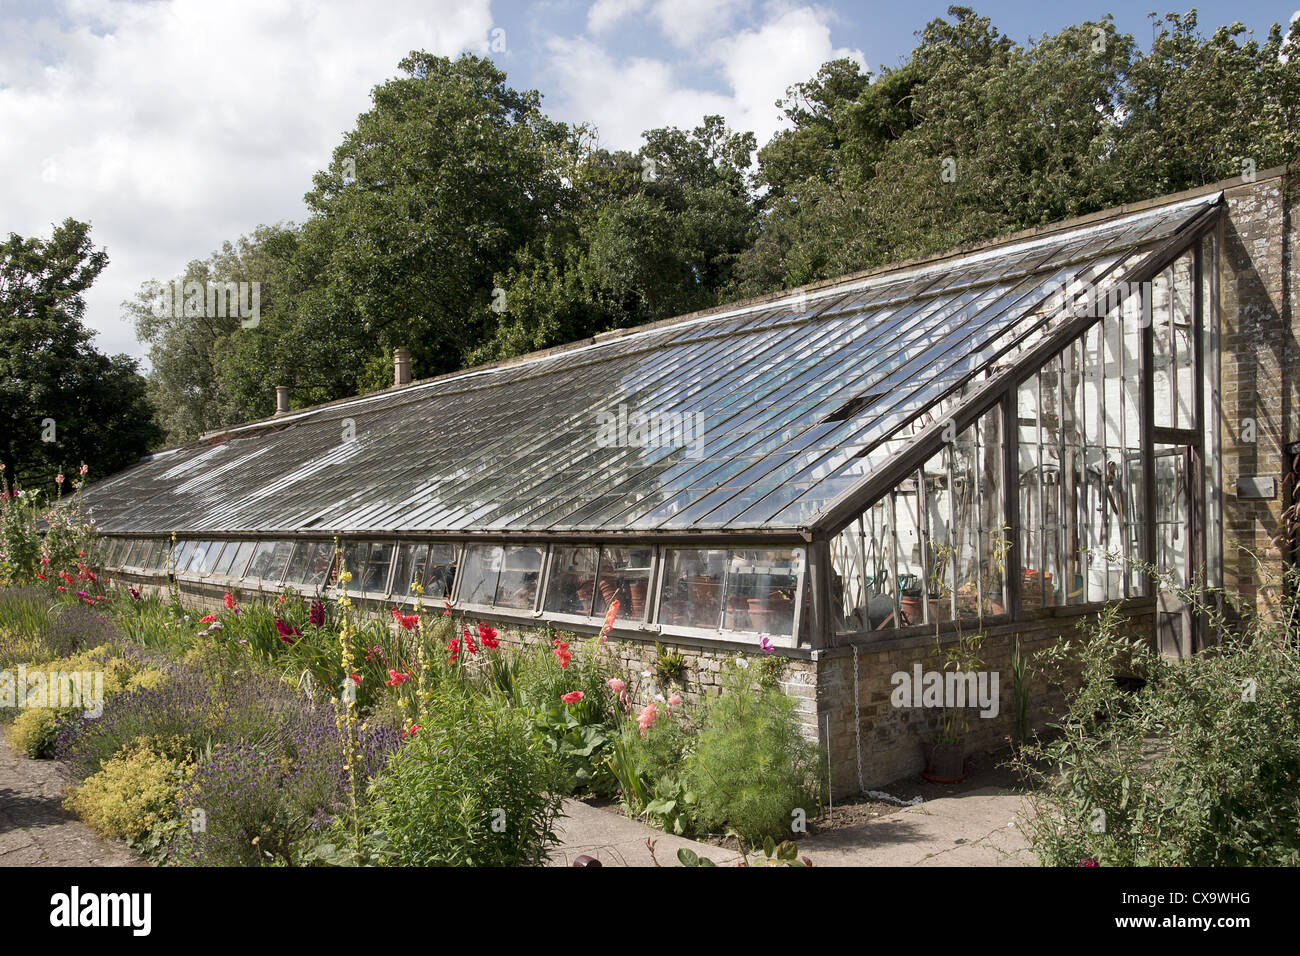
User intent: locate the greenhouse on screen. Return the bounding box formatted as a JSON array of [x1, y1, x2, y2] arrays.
[[85, 189, 1225, 657]]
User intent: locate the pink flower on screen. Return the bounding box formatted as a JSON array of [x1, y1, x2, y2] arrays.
[[668, 694, 681, 708], [607, 678, 626, 694], [758, 636, 775, 653], [561, 691, 584, 705], [637, 702, 658, 735], [199, 613, 217, 624], [385, 669, 411, 686]]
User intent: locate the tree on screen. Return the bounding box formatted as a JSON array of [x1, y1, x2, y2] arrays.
[[0, 219, 160, 487], [472, 116, 759, 361]]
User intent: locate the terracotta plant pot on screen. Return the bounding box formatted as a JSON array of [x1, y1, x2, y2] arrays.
[[747, 608, 774, 631], [901, 594, 923, 625], [923, 742, 966, 784]]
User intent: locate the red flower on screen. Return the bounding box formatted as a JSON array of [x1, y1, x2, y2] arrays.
[[274, 618, 301, 644], [447, 638, 460, 664], [478, 622, 499, 650], [200, 613, 217, 624], [552, 638, 573, 669], [385, 669, 411, 686], [443, 598, 452, 617], [561, 691, 584, 705], [224, 592, 236, 609], [391, 608, 419, 630], [600, 599, 619, 641], [351, 673, 362, 685], [401, 724, 420, 739]]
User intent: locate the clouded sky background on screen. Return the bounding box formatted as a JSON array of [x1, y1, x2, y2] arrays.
[[2, 0, 1295, 364]]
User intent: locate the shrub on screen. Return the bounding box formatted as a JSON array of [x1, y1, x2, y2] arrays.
[[686, 659, 823, 845], [610, 702, 698, 834], [64, 742, 189, 846], [1017, 604, 1300, 866], [7, 706, 64, 758], [364, 690, 563, 866]]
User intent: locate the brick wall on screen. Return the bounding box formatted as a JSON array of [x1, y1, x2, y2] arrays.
[[1219, 169, 1296, 621]]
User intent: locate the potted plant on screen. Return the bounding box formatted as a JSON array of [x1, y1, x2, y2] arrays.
[[922, 631, 986, 784]]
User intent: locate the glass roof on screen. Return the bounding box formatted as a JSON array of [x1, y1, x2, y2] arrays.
[[80, 193, 1219, 536]]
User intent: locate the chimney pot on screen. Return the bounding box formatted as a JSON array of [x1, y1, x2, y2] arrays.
[[394, 348, 411, 386], [275, 386, 290, 415]]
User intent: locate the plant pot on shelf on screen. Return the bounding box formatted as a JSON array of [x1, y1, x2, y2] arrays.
[[922, 741, 966, 784], [687, 576, 718, 606], [628, 579, 648, 617], [747, 608, 774, 632], [598, 577, 620, 606], [901, 593, 923, 625]]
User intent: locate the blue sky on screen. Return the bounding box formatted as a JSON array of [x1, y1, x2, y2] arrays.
[[1, 0, 1295, 362]]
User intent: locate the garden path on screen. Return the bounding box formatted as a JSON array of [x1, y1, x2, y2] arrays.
[[0, 735, 146, 867]]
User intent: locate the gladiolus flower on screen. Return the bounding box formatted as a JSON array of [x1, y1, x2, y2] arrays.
[[759, 636, 775, 653], [224, 592, 236, 609], [54, 474, 64, 484], [385, 669, 411, 686], [562, 691, 584, 705], [477, 622, 499, 650], [607, 678, 626, 694], [351, 673, 361, 684], [446, 638, 460, 664], [200, 613, 217, 623], [668, 694, 681, 708], [600, 599, 619, 640], [391, 608, 418, 630], [443, 598, 452, 617], [638, 702, 658, 735]]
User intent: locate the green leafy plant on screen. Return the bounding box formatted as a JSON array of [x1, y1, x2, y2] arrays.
[[685, 659, 823, 845], [653, 643, 686, 684], [363, 689, 563, 866]]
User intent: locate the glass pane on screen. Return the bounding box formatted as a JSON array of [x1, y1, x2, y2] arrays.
[[544, 546, 599, 616], [356, 541, 394, 594], [494, 545, 544, 609], [391, 542, 427, 598], [215, 540, 255, 577], [421, 543, 458, 599], [721, 548, 801, 636], [171, 540, 197, 572], [285, 541, 335, 588], [1154, 445, 1190, 589], [458, 544, 500, 606], [194, 541, 224, 575], [593, 546, 654, 622], [246, 540, 292, 585], [659, 548, 727, 629]]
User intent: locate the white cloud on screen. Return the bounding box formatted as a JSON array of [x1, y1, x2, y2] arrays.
[[551, 2, 863, 151], [650, 0, 752, 48], [0, 0, 494, 362], [587, 0, 648, 34]]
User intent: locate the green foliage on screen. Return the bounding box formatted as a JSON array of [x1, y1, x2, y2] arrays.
[[1017, 600, 1300, 866], [610, 710, 697, 835], [64, 742, 189, 847], [652, 643, 687, 685], [6, 706, 64, 758], [737, 7, 1300, 295], [685, 661, 823, 845], [364, 690, 563, 866], [0, 219, 160, 482]]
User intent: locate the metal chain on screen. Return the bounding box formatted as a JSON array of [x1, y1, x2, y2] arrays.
[[853, 643, 865, 794]]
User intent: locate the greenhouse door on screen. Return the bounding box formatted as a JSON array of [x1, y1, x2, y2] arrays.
[[1154, 444, 1199, 659]]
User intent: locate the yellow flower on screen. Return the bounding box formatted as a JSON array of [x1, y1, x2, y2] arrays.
[[339, 571, 352, 584]]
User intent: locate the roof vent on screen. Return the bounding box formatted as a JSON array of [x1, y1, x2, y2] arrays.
[[823, 391, 882, 424], [274, 386, 290, 416], [394, 348, 411, 386]]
